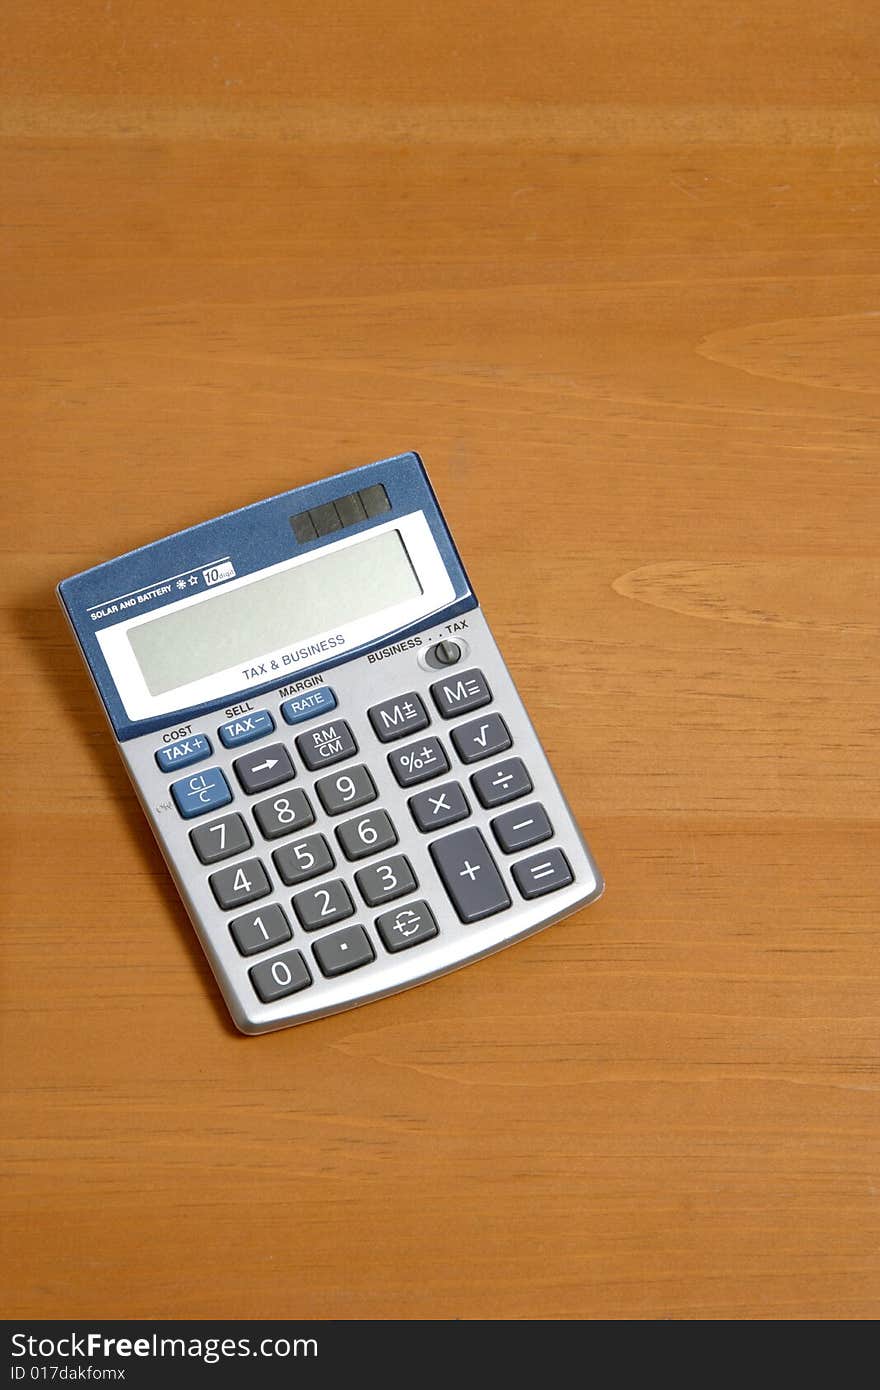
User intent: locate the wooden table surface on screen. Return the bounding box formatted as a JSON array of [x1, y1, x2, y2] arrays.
[[3, 1, 879, 1322]]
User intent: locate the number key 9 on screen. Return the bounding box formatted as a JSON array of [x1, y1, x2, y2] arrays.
[[315, 764, 377, 815]]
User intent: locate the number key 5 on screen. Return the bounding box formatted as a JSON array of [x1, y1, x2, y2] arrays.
[[272, 833, 335, 885]]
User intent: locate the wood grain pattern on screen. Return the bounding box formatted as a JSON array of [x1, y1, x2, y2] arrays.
[[2, 1, 879, 1321]]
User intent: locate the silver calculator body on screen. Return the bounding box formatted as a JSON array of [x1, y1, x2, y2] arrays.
[[58, 453, 603, 1033]]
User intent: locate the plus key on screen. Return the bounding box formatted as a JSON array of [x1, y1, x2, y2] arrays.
[[429, 826, 511, 923]]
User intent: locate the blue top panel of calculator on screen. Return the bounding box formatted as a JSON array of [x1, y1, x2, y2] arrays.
[[58, 452, 476, 742]]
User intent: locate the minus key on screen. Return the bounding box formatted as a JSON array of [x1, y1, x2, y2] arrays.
[[490, 802, 553, 854]]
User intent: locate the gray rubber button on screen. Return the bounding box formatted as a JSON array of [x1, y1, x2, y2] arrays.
[[252, 788, 315, 840], [512, 848, 574, 899], [470, 757, 533, 809], [430, 668, 492, 720], [376, 900, 439, 953], [291, 879, 355, 931], [190, 812, 252, 864], [450, 713, 511, 764], [335, 809, 398, 861], [408, 780, 470, 832], [272, 833, 335, 885], [388, 736, 449, 787], [230, 903, 292, 957], [312, 924, 376, 977], [295, 719, 358, 771], [233, 742, 296, 795], [249, 949, 312, 1002], [355, 855, 417, 907], [209, 857, 272, 911], [315, 764, 377, 816], [491, 802, 553, 854], [428, 827, 511, 923], [368, 691, 429, 743]]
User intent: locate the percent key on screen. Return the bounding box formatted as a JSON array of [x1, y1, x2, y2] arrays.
[[388, 736, 450, 787]]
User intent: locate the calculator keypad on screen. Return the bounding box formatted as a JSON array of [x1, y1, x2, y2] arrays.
[[450, 713, 511, 764], [375, 900, 439, 953], [249, 949, 312, 1002], [491, 802, 553, 854], [281, 688, 337, 724], [429, 827, 511, 923], [272, 833, 335, 885], [209, 857, 272, 910], [312, 924, 376, 977], [218, 710, 275, 749], [252, 789, 315, 840], [190, 812, 253, 865], [430, 668, 492, 719], [295, 720, 358, 771], [470, 757, 533, 808], [408, 781, 470, 832], [291, 879, 355, 931], [355, 855, 417, 907], [512, 849, 574, 899], [171, 767, 232, 819], [233, 743, 296, 795], [368, 692, 429, 742], [336, 809, 398, 861], [315, 764, 377, 815], [230, 903, 292, 956], [388, 736, 449, 787], [155, 655, 590, 1022], [156, 733, 212, 773]]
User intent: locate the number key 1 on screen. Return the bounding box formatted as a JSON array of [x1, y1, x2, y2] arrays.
[[230, 904, 292, 956]]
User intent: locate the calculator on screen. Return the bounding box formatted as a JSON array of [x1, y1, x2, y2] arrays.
[[58, 452, 603, 1033]]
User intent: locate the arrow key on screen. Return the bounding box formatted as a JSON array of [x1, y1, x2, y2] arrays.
[[233, 742, 296, 795]]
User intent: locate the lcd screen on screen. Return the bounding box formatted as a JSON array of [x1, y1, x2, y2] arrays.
[[127, 529, 421, 696]]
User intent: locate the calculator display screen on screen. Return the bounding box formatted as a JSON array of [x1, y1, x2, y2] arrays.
[[127, 529, 421, 697]]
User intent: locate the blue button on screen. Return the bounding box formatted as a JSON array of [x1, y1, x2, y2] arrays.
[[155, 733, 212, 773], [218, 709, 275, 748], [171, 768, 233, 820], [281, 688, 337, 724]]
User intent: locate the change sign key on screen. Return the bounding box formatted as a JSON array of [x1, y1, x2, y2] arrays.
[[57, 451, 603, 1033]]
